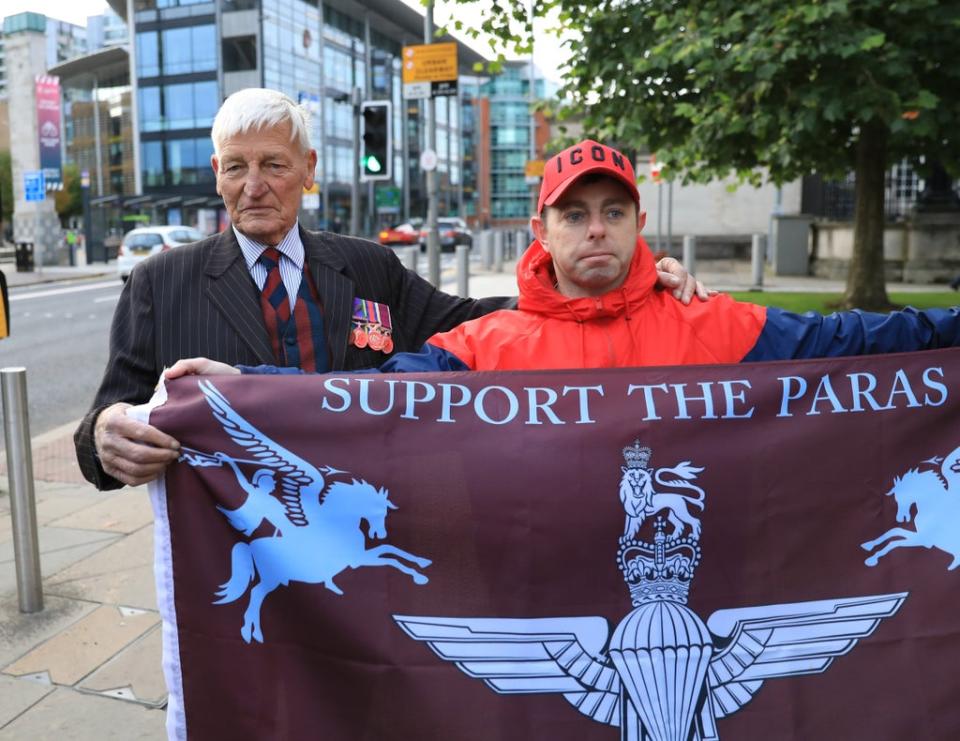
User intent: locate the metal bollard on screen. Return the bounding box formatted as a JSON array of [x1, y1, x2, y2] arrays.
[[425, 230, 440, 287], [493, 230, 504, 273], [456, 244, 470, 297], [399, 246, 418, 274], [751, 234, 765, 289], [682, 235, 696, 278], [481, 230, 493, 270], [515, 229, 527, 260], [1, 367, 43, 613]]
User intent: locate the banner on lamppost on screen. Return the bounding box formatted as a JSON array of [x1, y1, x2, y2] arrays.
[[35, 75, 62, 189]]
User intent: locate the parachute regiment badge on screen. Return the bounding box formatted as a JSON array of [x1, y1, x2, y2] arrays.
[[394, 439, 908, 740]]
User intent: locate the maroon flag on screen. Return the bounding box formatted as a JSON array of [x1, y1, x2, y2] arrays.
[[145, 350, 960, 740]]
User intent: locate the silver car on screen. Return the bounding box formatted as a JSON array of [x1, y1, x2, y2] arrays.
[[117, 226, 204, 282]]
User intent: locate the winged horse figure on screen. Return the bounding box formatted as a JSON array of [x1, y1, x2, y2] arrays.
[[185, 379, 431, 643]]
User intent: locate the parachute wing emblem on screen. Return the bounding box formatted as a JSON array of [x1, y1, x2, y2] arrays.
[[706, 592, 908, 717], [393, 615, 622, 726]]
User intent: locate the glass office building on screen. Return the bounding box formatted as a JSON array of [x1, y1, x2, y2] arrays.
[[460, 62, 553, 228], [105, 0, 485, 235]]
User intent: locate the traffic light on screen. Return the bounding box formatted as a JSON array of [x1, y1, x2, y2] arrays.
[[361, 100, 391, 181]]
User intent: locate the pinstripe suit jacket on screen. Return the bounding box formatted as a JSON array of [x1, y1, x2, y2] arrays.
[[74, 227, 512, 490]]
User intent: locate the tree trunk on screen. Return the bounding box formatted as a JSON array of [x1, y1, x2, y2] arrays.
[[843, 120, 891, 310]]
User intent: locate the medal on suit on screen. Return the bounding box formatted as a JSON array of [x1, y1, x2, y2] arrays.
[[351, 298, 394, 354], [351, 326, 368, 348]]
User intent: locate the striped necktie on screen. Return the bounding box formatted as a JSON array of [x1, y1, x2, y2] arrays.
[[257, 247, 329, 372], [259, 248, 291, 361]]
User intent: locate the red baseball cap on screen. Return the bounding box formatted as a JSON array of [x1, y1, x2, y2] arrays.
[[537, 140, 640, 214]]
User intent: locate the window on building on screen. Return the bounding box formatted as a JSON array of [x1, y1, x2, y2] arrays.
[[161, 25, 216, 75], [136, 32, 159, 77], [142, 140, 164, 187], [157, 0, 214, 8], [165, 138, 215, 186], [139, 87, 162, 132], [223, 36, 257, 72]]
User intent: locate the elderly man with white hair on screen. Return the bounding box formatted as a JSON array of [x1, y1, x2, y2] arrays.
[[75, 88, 704, 490]]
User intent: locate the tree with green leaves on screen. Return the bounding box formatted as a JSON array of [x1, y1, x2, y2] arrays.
[[451, 0, 960, 309], [54, 163, 83, 225]]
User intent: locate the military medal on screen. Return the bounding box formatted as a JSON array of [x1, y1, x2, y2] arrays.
[[351, 298, 394, 354]]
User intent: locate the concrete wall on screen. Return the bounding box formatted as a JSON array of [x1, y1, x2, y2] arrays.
[[0, 99, 8, 151], [812, 213, 960, 284], [636, 160, 802, 248]]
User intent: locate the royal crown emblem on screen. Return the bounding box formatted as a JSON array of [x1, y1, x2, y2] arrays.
[[619, 519, 700, 605], [621, 440, 652, 469], [393, 437, 909, 740]]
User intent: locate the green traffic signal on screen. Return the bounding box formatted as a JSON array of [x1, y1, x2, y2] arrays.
[[361, 101, 391, 179]]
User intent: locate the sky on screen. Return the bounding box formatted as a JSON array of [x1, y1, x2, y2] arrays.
[[4, 0, 110, 26], [7, 0, 570, 82]]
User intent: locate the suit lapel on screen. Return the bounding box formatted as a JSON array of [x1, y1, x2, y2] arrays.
[[204, 230, 276, 364], [302, 229, 354, 370]]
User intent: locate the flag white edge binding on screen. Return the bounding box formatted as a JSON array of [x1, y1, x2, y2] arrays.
[[128, 376, 186, 741]]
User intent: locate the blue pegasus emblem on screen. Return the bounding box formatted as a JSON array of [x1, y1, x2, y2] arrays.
[[862, 443, 960, 570], [179, 379, 432, 643]]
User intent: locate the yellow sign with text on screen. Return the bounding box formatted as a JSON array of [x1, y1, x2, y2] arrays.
[[524, 160, 545, 178], [402, 43, 458, 84]]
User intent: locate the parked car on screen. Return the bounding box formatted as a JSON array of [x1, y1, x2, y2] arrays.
[[420, 217, 473, 252], [117, 226, 204, 282], [378, 220, 422, 248]]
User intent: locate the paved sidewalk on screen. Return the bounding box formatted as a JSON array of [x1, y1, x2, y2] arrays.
[[0, 456, 167, 739], [1, 262, 116, 290]]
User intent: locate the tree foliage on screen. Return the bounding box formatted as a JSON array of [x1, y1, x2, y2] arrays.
[[456, 0, 960, 182], [450, 0, 960, 308], [54, 163, 83, 224]]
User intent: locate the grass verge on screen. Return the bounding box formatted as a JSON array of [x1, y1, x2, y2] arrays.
[[728, 291, 959, 314]]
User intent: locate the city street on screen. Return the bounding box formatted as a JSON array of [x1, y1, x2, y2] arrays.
[[0, 277, 119, 436], [0, 250, 479, 438]]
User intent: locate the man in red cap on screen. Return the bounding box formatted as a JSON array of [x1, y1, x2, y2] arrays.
[[369, 139, 960, 371], [172, 139, 960, 377]]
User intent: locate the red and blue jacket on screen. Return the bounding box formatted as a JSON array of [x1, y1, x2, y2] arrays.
[[376, 237, 960, 373]]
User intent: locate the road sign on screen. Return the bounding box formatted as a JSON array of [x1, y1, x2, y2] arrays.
[[525, 160, 545, 178], [650, 153, 663, 182], [301, 183, 320, 210], [376, 186, 401, 214], [419, 149, 438, 172], [402, 43, 458, 99], [23, 170, 45, 202]]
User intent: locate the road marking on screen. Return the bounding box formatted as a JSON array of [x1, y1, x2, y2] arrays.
[[11, 280, 120, 302], [93, 295, 120, 304]]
